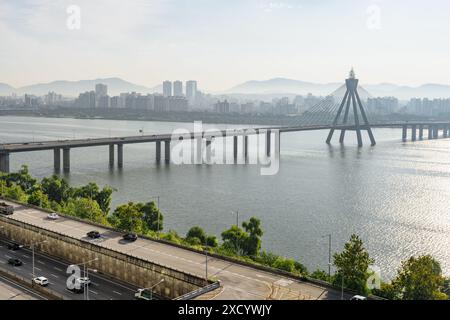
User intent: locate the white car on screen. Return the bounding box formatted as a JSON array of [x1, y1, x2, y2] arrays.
[[47, 212, 59, 220], [350, 295, 367, 301], [77, 277, 91, 286], [33, 277, 49, 287]]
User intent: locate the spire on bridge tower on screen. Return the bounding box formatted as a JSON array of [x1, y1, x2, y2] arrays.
[[326, 69, 376, 147]]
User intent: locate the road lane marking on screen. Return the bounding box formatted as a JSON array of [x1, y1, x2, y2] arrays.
[[53, 267, 63, 272], [113, 291, 122, 295], [50, 274, 59, 278]]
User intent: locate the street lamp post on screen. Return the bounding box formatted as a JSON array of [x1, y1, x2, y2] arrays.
[[70, 257, 99, 301], [31, 240, 48, 279], [85, 267, 97, 301], [231, 210, 239, 227], [323, 234, 332, 279]]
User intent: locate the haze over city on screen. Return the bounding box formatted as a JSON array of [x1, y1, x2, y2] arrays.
[[2, 0, 450, 90]]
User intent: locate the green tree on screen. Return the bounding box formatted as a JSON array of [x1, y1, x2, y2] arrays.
[[392, 255, 448, 300], [242, 217, 263, 256], [41, 175, 72, 203], [4, 183, 28, 202], [109, 202, 144, 233], [73, 183, 115, 214], [221, 225, 249, 255], [2, 165, 37, 193], [186, 226, 207, 244], [140, 201, 163, 232], [28, 188, 50, 209], [333, 234, 374, 295], [206, 235, 218, 248], [310, 269, 331, 282], [64, 198, 107, 224]]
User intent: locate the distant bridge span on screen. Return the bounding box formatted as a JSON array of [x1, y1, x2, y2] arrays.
[[0, 121, 449, 173]]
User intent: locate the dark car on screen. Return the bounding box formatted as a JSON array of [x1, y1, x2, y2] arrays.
[[7, 243, 21, 251], [87, 231, 101, 239], [8, 258, 23, 266], [123, 233, 138, 242]]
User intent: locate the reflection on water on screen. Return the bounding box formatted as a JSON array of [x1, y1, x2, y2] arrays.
[[1, 116, 449, 279]]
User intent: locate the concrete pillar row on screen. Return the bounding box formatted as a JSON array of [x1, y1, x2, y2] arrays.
[[428, 127, 433, 140], [0, 153, 10, 173], [444, 126, 448, 138], [63, 148, 70, 173], [53, 148, 61, 172], [117, 144, 123, 168]]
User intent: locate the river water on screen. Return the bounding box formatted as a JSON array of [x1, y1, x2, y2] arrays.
[[1, 116, 449, 279]]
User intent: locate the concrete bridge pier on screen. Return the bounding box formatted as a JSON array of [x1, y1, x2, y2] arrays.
[[433, 126, 439, 139], [53, 148, 61, 172], [109, 145, 115, 168], [243, 134, 248, 163], [62, 148, 70, 173], [411, 125, 417, 141], [233, 136, 238, 162], [266, 130, 271, 156], [428, 126, 433, 139], [444, 126, 448, 138], [164, 140, 171, 164], [0, 153, 10, 173], [205, 139, 212, 164], [419, 125, 424, 140], [402, 125, 407, 142], [117, 144, 123, 168], [156, 141, 161, 163]]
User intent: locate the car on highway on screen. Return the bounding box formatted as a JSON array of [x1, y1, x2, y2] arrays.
[[33, 277, 49, 287], [7, 258, 23, 266], [0, 202, 14, 215], [7, 243, 22, 251], [67, 279, 85, 294], [123, 233, 138, 242], [350, 295, 367, 300], [47, 212, 59, 220], [87, 231, 101, 239], [77, 277, 91, 286]]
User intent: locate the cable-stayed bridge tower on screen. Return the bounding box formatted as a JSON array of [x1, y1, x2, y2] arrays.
[[326, 69, 376, 147]]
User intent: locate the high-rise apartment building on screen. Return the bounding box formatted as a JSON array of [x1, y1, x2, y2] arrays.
[[173, 80, 183, 97], [186, 80, 197, 102], [163, 81, 172, 97]]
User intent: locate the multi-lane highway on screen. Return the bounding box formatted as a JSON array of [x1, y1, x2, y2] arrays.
[[0, 237, 138, 300], [0, 200, 352, 300]]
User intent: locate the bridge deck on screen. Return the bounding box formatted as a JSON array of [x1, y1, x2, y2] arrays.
[[0, 122, 448, 153]]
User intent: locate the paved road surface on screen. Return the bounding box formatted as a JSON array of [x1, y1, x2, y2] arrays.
[[0, 200, 352, 300], [0, 237, 137, 300]]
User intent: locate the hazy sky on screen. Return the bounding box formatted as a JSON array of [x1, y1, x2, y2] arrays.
[[1, 0, 450, 91]]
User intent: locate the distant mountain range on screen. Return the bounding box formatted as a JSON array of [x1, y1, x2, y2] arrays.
[[227, 78, 450, 100], [0, 78, 160, 97], [2, 77, 450, 100]]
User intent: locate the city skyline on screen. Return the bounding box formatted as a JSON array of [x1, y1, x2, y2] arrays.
[[2, 0, 450, 90]]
